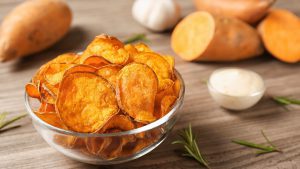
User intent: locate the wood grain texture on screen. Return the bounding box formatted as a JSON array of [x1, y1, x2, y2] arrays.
[[0, 0, 300, 168]]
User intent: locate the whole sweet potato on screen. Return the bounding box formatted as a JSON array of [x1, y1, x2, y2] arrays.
[[0, 0, 72, 62], [171, 11, 263, 62], [194, 0, 276, 24]]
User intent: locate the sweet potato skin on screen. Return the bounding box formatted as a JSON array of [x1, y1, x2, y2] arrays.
[[199, 15, 264, 62], [258, 9, 300, 63], [0, 0, 72, 62], [194, 0, 275, 24]]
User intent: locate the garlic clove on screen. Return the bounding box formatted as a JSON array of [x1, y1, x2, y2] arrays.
[[132, 0, 181, 32]]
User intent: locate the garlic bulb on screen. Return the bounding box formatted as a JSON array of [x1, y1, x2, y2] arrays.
[[132, 0, 181, 32]]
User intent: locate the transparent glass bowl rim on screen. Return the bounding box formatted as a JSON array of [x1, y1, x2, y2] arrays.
[[207, 67, 266, 98], [25, 69, 185, 137]]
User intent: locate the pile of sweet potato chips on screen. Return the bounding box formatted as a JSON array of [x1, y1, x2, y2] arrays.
[[25, 34, 181, 159]]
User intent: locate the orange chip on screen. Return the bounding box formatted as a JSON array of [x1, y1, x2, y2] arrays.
[[163, 55, 175, 71], [99, 129, 122, 159], [124, 44, 138, 62], [44, 63, 74, 86], [97, 65, 122, 87], [35, 112, 65, 129], [39, 83, 56, 104], [37, 102, 56, 114], [154, 81, 177, 118], [159, 79, 174, 92], [63, 64, 98, 77], [81, 35, 129, 65], [173, 77, 181, 97], [85, 137, 112, 155], [82, 55, 110, 68], [32, 53, 79, 85], [122, 138, 153, 156], [54, 135, 85, 149], [125, 44, 138, 55], [160, 95, 177, 117], [117, 63, 158, 123], [100, 115, 135, 133], [162, 55, 175, 79], [99, 129, 135, 159], [86, 115, 136, 157], [32, 64, 49, 86], [56, 72, 119, 133], [25, 83, 40, 99], [134, 122, 146, 138], [134, 43, 152, 53], [132, 52, 172, 91]]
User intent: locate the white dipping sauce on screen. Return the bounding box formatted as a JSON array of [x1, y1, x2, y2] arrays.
[[208, 68, 265, 110]]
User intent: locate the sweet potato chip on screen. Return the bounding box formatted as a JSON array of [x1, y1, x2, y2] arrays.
[[97, 65, 122, 88], [125, 44, 138, 55], [173, 77, 181, 97], [122, 138, 153, 156], [39, 83, 56, 104], [63, 64, 98, 77], [99, 129, 135, 159], [132, 52, 172, 91], [25, 83, 40, 99], [134, 122, 146, 138], [35, 112, 65, 129], [159, 79, 174, 92], [37, 102, 55, 114], [81, 35, 129, 65], [32, 53, 79, 85], [100, 115, 135, 133], [134, 43, 152, 53], [124, 44, 138, 62], [162, 55, 175, 79], [54, 135, 85, 149], [160, 95, 177, 117], [56, 72, 119, 133], [85, 137, 112, 155], [98, 129, 122, 159], [117, 63, 158, 123], [82, 55, 110, 68], [154, 81, 177, 118], [163, 55, 175, 71], [44, 63, 74, 86]]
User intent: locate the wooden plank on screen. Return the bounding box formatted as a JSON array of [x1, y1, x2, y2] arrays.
[[0, 0, 299, 168]]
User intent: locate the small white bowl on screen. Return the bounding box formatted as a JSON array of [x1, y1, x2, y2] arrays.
[[207, 68, 265, 111]]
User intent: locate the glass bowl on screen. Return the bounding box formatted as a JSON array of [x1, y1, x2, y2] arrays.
[[24, 70, 185, 165], [207, 67, 265, 110]]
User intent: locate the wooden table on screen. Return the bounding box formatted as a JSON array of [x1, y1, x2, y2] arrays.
[[0, 0, 300, 168]]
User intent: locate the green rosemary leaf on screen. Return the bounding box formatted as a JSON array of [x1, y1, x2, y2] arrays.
[[0, 125, 21, 134], [123, 34, 149, 44], [0, 112, 8, 123], [272, 96, 300, 105], [0, 113, 27, 130], [232, 140, 274, 151], [256, 149, 273, 155], [232, 130, 281, 155], [171, 140, 187, 145], [172, 124, 209, 168]]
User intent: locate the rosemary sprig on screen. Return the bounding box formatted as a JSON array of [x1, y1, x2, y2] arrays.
[[232, 130, 281, 155], [0, 112, 27, 131], [124, 34, 149, 44], [272, 96, 300, 105], [172, 124, 210, 168]]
